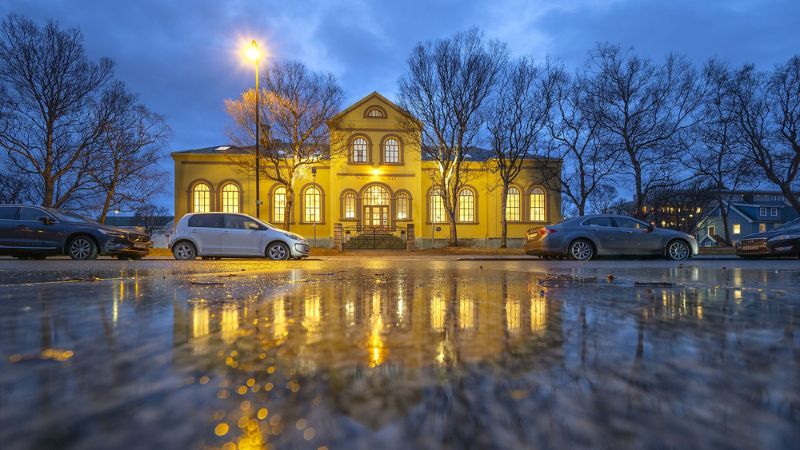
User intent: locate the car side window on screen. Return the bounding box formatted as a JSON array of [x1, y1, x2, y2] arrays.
[[224, 215, 247, 229], [614, 217, 648, 229], [0, 206, 18, 220], [19, 207, 45, 221], [583, 217, 613, 227], [187, 214, 224, 228]]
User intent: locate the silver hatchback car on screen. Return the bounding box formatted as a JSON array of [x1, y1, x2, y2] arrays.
[[525, 215, 698, 261]]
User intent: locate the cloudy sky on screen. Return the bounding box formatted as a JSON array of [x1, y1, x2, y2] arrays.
[[2, 0, 798, 209]]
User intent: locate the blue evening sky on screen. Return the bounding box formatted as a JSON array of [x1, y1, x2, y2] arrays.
[[2, 0, 798, 211]]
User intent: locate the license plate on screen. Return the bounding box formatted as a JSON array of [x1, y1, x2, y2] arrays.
[[741, 245, 760, 251], [132, 243, 148, 250]]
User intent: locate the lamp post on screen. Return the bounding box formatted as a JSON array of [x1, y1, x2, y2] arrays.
[[246, 40, 262, 218]]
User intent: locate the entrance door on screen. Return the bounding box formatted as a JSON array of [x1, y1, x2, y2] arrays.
[[364, 206, 389, 228]]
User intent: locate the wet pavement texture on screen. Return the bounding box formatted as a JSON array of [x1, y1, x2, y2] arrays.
[[1, 260, 799, 449]]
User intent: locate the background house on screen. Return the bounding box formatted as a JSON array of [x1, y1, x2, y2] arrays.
[[696, 191, 800, 246]]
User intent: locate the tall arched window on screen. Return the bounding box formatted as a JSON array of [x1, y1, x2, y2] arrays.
[[352, 137, 368, 163], [304, 186, 321, 223], [458, 188, 475, 222], [273, 186, 286, 223], [220, 183, 240, 213], [529, 187, 546, 222], [396, 192, 410, 220], [343, 191, 356, 219], [384, 138, 399, 163], [429, 188, 446, 223], [192, 183, 210, 213], [506, 187, 521, 222]]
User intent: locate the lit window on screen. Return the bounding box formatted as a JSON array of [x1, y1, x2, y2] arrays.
[[396, 192, 410, 220], [304, 186, 321, 222], [429, 188, 446, 223], [529, 187, 546, 222], [733, 224, 741, 235], [192, 183, 210, 213], [506, 187, 520, 221], [220, 183, 240, 213], [343, 192, 356, 219], [384, 138, 399, 163], [273, 186, 286, 223], [352, 137, 368, 163], [458, 189, 475, 222], [759, 223, 767, 233], [363, 185, 390, 205], [366, 107, 385, 118]]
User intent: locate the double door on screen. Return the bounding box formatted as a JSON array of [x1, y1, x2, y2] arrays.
[[363, 206, 389, 229]]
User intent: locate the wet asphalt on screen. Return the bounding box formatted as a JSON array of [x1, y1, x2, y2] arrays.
[[0, 256, 799, 449]]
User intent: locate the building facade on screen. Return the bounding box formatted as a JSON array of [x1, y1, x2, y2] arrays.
[[172, 92, 561, 247], [696, 191, 800, 246]]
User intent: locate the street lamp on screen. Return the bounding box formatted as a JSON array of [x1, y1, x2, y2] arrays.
[[245, 40, 262, 218]]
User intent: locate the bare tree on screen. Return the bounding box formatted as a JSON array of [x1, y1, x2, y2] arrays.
[[399, 28, 507, 245], [545, 71, 619, 216], [226, 60, 343, 230], [487, 57, 557, 247], [0, 15, 115, 208], [730, 56, 800, 213], [687, 60, 754, 244], [91, 82, 170, 223], [588, 183, 622, 214], [585, 44, 704, 219]]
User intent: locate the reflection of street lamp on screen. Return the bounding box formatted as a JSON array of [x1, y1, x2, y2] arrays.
[[311, 166, 317, 247], [245, 40, 262, 218]]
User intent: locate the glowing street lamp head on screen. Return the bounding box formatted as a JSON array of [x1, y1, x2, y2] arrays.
[[245, 40, 260, 62]]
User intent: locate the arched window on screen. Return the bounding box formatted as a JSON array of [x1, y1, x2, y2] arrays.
[[458, 188, 475, 222], [384, 138, 399, 163], [429, 188, 446, 223], [352, 137, 368, 163], [304, 186, 321, 223], [396, 192, 410, 220], [365, 107, 386, 118], [529, 187, 546, 222], [342, 191, 356, 220], [363, 185, 390, 205], [220, 183, 240, 213], [273, 186, 286, 223], [506, 187, 521, 222], [192, 183, 210, 213]]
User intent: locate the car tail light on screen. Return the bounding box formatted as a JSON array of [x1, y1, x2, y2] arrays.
[[538, 227, 557, 236]]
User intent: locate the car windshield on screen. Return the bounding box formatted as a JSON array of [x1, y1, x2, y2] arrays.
[[776, 217, 800, 230], [45, 208, 97, 224]]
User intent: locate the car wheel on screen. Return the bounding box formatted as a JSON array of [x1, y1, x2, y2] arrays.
[[567, 239, 594, 261], [266, 242, 290, 260], [666, 240, 690, 261], [68, 236, 98, 260], [173, 241, 197, 260]]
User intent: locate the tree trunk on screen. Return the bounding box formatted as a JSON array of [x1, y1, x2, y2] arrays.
[[500, 184, 509, 248], [779, 182, 800, 214], [718, 197, 731, 246], [447, 210, 458, 246], [285, 186, 294, 231]]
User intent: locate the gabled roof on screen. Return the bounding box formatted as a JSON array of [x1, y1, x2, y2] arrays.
[[330, 91, 420, 126]]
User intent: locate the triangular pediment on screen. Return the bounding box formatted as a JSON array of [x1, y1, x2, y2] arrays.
[[330, 91, 420, 128]]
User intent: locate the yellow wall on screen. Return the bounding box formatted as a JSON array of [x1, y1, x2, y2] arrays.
[[172, 92, 562, 247]]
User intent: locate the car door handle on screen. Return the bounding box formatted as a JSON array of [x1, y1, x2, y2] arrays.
[[16, 225, 31, 231]]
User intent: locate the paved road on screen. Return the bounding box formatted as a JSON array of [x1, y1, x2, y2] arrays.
[[1, 257, 799, 449]]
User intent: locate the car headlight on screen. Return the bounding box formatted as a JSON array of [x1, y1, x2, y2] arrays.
[[281, 232, 302, 241], [769, 234, 800, 242], [100, 229, 126, 238]]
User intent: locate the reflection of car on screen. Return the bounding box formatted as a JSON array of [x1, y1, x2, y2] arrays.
[[525, 214, 699, 261], [735, 218, 800, 258], [168, 212, 310, 260], [0, 204, 152, 260]]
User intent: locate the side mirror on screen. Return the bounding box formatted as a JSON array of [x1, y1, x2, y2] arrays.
[[38, 216, 54, 225], [647, 223, 655, 232], [246, 222, 261, 230]]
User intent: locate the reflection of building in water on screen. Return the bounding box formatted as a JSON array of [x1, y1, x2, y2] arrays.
[[170, 269, 564, 369]]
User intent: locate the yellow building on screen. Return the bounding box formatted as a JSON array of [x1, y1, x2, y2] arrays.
[[171, 92, 561, 248]]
